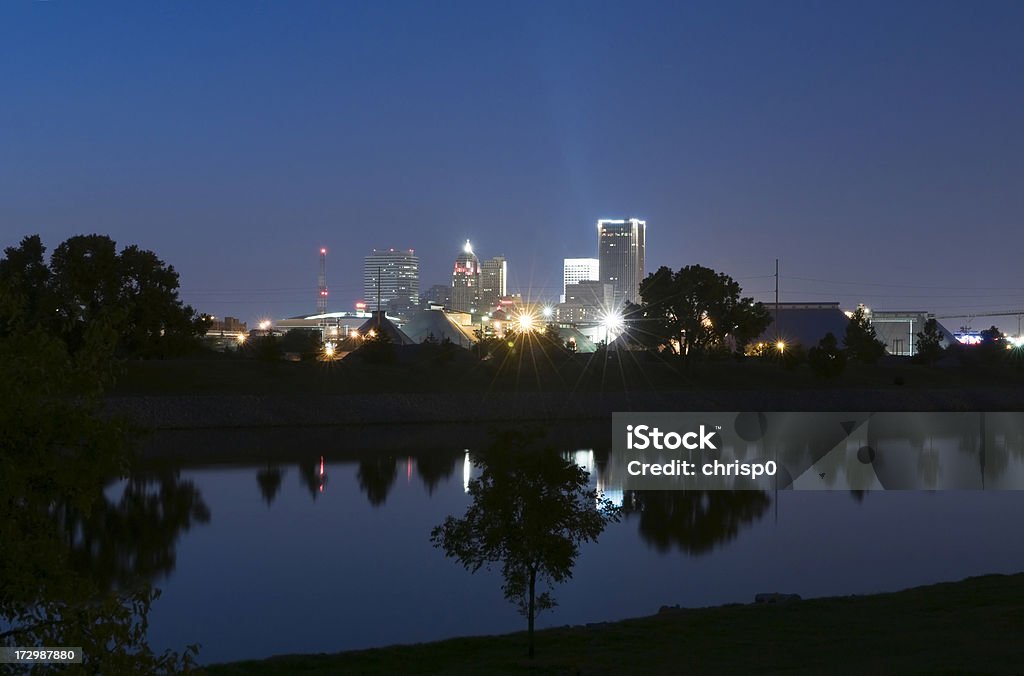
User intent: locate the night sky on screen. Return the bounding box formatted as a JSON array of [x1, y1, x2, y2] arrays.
[[2, 2, 1022, 332]]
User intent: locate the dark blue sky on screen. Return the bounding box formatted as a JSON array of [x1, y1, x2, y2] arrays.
[[2, 1, 1022, 331]]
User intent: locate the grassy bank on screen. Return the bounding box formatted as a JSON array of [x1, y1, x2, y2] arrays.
[[204, 573, 1024, 674], [113, 349, 1022, 396]]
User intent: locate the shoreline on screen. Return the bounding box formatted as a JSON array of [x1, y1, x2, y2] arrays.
[[202, 572, 1024, 674], [106, 387, 1024, 430]]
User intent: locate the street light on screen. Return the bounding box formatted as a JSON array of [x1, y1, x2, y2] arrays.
[[600, 311, 624, 344]]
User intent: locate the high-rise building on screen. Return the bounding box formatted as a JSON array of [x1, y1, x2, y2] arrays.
[[479, 256, 508, 313], [597, 218, 646, 306], [562, 258, 599, 303], [451, 240, 480, 314], [364, 248, 420, 312], [557, 280, 614, 324], [422, 284, 452, 308]]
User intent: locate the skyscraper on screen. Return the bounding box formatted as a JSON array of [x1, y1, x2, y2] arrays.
[[562, 258, 599, 303], [557, 280, 614, 324], [451, 240, 480, 314], [479, 256, 507, 313], [364, 248, 420, 312], [597, 218, 646, 306]]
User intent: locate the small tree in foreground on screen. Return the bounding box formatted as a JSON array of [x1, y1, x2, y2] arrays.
[[809, 332, 847, 379], [914, 318, 945, 366], [844, 306, 886, 364], [430, 431, 620, 658]]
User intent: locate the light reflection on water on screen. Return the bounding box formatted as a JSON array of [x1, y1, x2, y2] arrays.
[[122, 426, 1024, 665]]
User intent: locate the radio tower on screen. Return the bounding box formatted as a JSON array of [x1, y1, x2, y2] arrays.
[[317, 247, 328, 315]]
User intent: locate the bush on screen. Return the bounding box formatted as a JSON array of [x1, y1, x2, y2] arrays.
[[808, 332, 846, 379]]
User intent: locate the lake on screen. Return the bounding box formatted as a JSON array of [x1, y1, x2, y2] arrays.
[[101, 424, 1024, 665]]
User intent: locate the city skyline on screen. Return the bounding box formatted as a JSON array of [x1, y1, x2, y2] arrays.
[[2, 3, 1023, 332]]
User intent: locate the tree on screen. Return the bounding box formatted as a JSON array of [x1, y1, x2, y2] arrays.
[[914, 318, 945, 366], [809, 332, 847, 379], [280, 329, 322, 360], [977, 325, 1009, 364], [1, 234, 207, 357], [0, 321, 199, 671], [431, 431, 620, 658], [843, 307, 886, 364], [636, 265, 771, 358], [356, 329, 396, 364]]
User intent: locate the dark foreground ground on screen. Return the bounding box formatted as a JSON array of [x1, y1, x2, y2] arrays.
[[107, 352, 1024, 430], [203, 573, 1024, 675]]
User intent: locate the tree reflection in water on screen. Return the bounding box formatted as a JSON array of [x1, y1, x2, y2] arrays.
[[623, 490, 771, 554], [62, 470, 211, 590], [257, 465, 285, 506], [416, 451, 459, 495], [358, 455, 398, 506]]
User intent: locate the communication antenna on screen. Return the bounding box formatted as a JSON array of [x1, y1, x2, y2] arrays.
[[318, 248, 328, 315]]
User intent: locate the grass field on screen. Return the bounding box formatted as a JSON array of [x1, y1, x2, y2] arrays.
[[202, 572, 1024, 675]]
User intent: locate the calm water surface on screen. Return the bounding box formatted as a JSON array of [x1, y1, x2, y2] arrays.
[[113, 426, 1024, 665]]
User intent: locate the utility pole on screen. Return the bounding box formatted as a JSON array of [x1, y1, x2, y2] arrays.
[[775, 258, 779, 338]]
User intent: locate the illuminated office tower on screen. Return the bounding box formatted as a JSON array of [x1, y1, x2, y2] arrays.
[[562, 258, 599, 303], [479, 256, 507, 314], [451, 240, 480, 314], [597, 218, 646, 306], [364, 248, 420, 311]]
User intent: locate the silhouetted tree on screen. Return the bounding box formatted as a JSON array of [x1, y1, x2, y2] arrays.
[[780, 342, 806, 371], [0, 234, 207, 357], [279, 329, 322, 360], [970, 325, 1010, 366], [0, 299, 199, 670], [809, 332, 847, 379], [431, 431, 619, 658], [357, 330, 396, 364], [843, 307, 886, 364], [636, 265, 771, 358], [244, 334, 283, 361], [914, 318, 945, 366]]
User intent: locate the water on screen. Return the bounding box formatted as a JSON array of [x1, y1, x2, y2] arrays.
[[103, 426, 1024, 665]]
